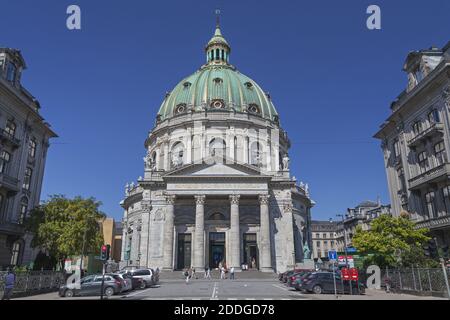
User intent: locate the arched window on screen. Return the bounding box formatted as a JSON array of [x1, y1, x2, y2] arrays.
[[250, 142, 263, 167], [209, 138, 226, 158], [208, 212, 226, 220], [221, 49, 224, 60], [171, 142, 185, 168], [216, 49, 220, 61], [19, 197, 28, 224]]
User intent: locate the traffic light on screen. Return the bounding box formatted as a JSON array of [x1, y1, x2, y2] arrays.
[[100, 244, 110, 261]]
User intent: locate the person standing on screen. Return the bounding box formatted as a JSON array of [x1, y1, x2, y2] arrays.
[[230, 267, 235, 280], [184, 268, 190, 285], [220, 267, 225, 280], [206, 267, 211, 280], [2, 268, 16, 300]]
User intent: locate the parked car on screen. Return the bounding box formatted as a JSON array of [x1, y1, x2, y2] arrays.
[[114, 273, 133, 292], [59, 274, 122, 298], [286, 271, 313, 288], [120, 268, 159, 288], [281, 270, 302, 283], [296, 272, 365, 295]]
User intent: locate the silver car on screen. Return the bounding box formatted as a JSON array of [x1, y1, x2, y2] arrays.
[[114, 273, 133, 292]]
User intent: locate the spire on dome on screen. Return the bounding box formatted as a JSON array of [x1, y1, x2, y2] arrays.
[[205, 9, 230, 65]]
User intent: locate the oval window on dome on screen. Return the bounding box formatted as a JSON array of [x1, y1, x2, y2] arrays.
[[248, 103, 260, 114], [183, 82, 191, 88], [244, 82, 253, 89], [174, 103, 187, 115], [210, 99, 225, 109], [213, 77, 223, 85]]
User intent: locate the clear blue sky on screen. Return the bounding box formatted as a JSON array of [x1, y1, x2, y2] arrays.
[[1, 0, 449, 221]]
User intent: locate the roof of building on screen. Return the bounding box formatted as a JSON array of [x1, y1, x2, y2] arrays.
[[156, 24, 279, 123]]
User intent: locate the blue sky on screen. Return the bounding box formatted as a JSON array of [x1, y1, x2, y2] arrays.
[[1, 0, 449, 221]]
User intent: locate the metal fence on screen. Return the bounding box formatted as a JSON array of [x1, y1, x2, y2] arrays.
[[0, 271, 65, 298], [381, 267, 450, 297]]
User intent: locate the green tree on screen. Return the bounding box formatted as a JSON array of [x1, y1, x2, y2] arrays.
[[25, 195, 105, 270], [352, 214, 433, 268]]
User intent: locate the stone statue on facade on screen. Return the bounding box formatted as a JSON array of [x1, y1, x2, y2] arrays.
[[144, 151, 156, 171], [303, 242, 311, 260], [282, 154, 290, 171]]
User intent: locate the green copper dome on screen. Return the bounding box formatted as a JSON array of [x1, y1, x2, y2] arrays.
[[156, 25, 279, 123]]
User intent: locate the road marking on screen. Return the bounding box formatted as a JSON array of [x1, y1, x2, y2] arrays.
[[211, 282, 219, 300], [123, 288, 153, 298], [271, 284, 291, 292]]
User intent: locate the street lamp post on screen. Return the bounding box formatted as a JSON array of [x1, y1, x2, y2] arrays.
[[336, 213, 352, 295]]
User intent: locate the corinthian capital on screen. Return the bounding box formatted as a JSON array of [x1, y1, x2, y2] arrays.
[[229, 194, 240, 205], [258, 194, 270, 205], [195, 195, 206, 205], [165, 194, 176, 205]]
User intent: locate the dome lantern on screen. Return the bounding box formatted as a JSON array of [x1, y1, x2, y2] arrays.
[[205, 12, 230, 65]]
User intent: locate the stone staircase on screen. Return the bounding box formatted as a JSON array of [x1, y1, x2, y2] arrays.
[[159, 270, 278, 281]]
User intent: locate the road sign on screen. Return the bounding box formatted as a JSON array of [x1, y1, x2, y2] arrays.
[[341, 268, 350, 280], [328, 250, 337, 261], [350, 268, 359, 281]]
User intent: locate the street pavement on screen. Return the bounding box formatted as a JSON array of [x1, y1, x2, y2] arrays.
[[13, 276, 447, 300]]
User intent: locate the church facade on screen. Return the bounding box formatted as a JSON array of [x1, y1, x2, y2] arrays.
[[120, 23, 314, 273]]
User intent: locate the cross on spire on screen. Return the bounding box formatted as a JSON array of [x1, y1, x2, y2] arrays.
[[215, 9, 221, 27]]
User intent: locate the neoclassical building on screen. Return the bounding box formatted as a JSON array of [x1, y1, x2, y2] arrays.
[[121, 22, 314, 273], [0, 48, 57, 268], [374, 41, 450, 248]]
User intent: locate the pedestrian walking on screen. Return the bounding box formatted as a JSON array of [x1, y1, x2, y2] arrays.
[[184, 269, 190, 284], [206, 267, 211, 280], [220, 267, 225, 280], [191, 267, 197, 279], [230, 267, 235, 280], [2, 268, 16, 300]]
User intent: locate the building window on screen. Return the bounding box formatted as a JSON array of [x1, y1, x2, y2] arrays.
[[393, 140, 400, 158], [28, 138, 37, 158], [428, 109, 441, 124], [316, 241, 321, 248], [4, 120, 16, 137], [19, 197, 28, 224], [315, 233, 320, 239], [209, 138, 226, 158], [322, 233, 327, 239], [412, 121, 422, 136], [0, 151, 11, 174], [248, 103, 260, 114], [174, 103, 186, 115], [442, 186, 450, 216], [10, 241, 21, 266], [170, 142, 185, 168], [330, 240, 335, 248], [434, 141, 446, 166], [23, 167, 33, 190], [250, 142, 262, 167], [418, 151, 428, 173], [425, 191, 436, 219], [6, 62, 16, 83]]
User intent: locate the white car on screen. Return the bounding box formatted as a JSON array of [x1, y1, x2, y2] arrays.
[[123, 268, 154, 288]]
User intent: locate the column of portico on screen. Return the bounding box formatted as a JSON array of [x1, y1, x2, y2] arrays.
[[162, 195, 176, 270], [194, 195, 206, 271], [229, 194, 241, 270], [259, 194, 272, 272]]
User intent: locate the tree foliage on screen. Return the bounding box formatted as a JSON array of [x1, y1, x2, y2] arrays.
[[25, 195, 105, 269], [352, 214, 434, 268]]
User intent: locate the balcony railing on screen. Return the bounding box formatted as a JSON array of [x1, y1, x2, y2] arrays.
[[0, 129, 21, 148], [0, 172, 20, 192], [408, 162, 450, 190], [415, 214, 450, 230], [407, 123, 444, 148]]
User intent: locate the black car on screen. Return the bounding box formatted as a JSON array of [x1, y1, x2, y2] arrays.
[[296, 272, 365, 295], [59, 274, 123, 298]]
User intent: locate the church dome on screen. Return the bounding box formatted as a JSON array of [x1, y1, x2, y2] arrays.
[[156, 25, 279, 124]]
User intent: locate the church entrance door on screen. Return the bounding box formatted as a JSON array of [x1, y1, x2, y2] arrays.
[[243, 233, 258, 269], [177, 234, 191, 270], [209, 232, 226, 269]]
